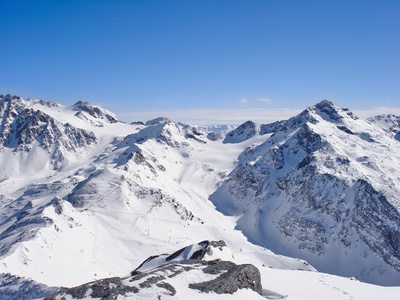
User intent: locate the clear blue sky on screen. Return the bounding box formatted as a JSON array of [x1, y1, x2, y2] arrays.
[[1, 0, 399, 124]]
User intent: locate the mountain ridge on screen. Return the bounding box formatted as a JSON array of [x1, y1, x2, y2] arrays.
[[210, 101, 400, 285], [0, 94, 399, 299]]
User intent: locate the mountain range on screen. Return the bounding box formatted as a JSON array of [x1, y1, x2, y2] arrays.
[[0, 93, 399, 299]]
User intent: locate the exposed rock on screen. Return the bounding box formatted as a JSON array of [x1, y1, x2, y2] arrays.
[[145, 117, 173, 126], [0, 95, 97, 168], [72, 100, 120, 123], [44, 277, 139, 300], [45, 241, 263, 299], [210, 240, 227, 250], [207, 131, 223, 141], [210, 101, 400, 285], [189, 260, 262, 295], [0, 273, 59, 300], [224, 121, 258, 143], [131, 121, 145, 125]]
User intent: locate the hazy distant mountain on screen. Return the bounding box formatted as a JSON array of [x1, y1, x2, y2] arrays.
[[0, 94, 399, 299], [196, 124, 237, 134]]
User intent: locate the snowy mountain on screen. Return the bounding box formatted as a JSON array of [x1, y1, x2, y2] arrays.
[[196, 124, 237, 135], [0, 95, 97, 171], [72, 100, 120, 125], [0, 94, 399, 299], [211, 100, 400, 286]]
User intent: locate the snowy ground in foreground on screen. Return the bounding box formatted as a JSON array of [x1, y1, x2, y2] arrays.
[[115, 267, 400, 300], [25, 240, 400, 300], [260, 268, 400, 300], [38, 267, 400, 300]]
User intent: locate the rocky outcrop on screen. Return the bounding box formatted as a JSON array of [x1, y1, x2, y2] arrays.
[[45, 259, 262, 299], [224, 121, 258, 143], [0, 273, 58, 300], [44, 277, 139, 300], [45, 241, 263, 299], [72, 100, 120, 124], [189, 260, 262, 295]]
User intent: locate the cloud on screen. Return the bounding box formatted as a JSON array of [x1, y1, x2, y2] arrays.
[[352, 107, 400, 119], [118, 105, 400, 126], [257, 98, 271, 103], [240, 98, 248, 104], [119, 107, 303, 126]]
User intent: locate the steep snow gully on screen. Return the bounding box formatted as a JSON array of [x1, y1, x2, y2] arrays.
[[0, 93, 400, 299]]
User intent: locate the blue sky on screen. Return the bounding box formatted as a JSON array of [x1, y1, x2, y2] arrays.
[[1, 0, 399, 124]]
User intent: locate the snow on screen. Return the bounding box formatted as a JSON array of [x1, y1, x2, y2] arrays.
[[208, 101, 400, 286], [0, 95, 399, 299], [261, 268, 400, 300]]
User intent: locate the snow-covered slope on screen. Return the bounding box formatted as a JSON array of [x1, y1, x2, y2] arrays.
[[0, 94, 399, 299], [210, 100, 400, 286], [0, 95, 97, 172]]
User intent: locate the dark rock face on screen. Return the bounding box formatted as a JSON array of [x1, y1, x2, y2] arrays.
[[189, 260, 262, 295], [210, 240, 227, 249], [72, 100, 120, 123], [224, 121, 257, 144], [351, 180, 400, 269], [207, 131, 223, 141], [0, 273, 59, 300], [0, 95, 97, 168], [44, 277, 139, 300]]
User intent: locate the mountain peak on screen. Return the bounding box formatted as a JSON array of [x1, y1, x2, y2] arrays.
[[73, 100, 89, 106], [303, 100, 359, 124], [0, 93, 24, 105], [72, 100, 120, 123], [315, 99, 334, 108], [145, 117, 173, 126], [224, 121, 258, 144], [259, 101, 359, 138]]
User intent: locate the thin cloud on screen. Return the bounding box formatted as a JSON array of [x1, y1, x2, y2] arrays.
[[240, 98, 248, 104], [353, 107, 400, 119], [119, 105, 400, 126], [257, 98, 272, 103], [119, 107, 303, 125]]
